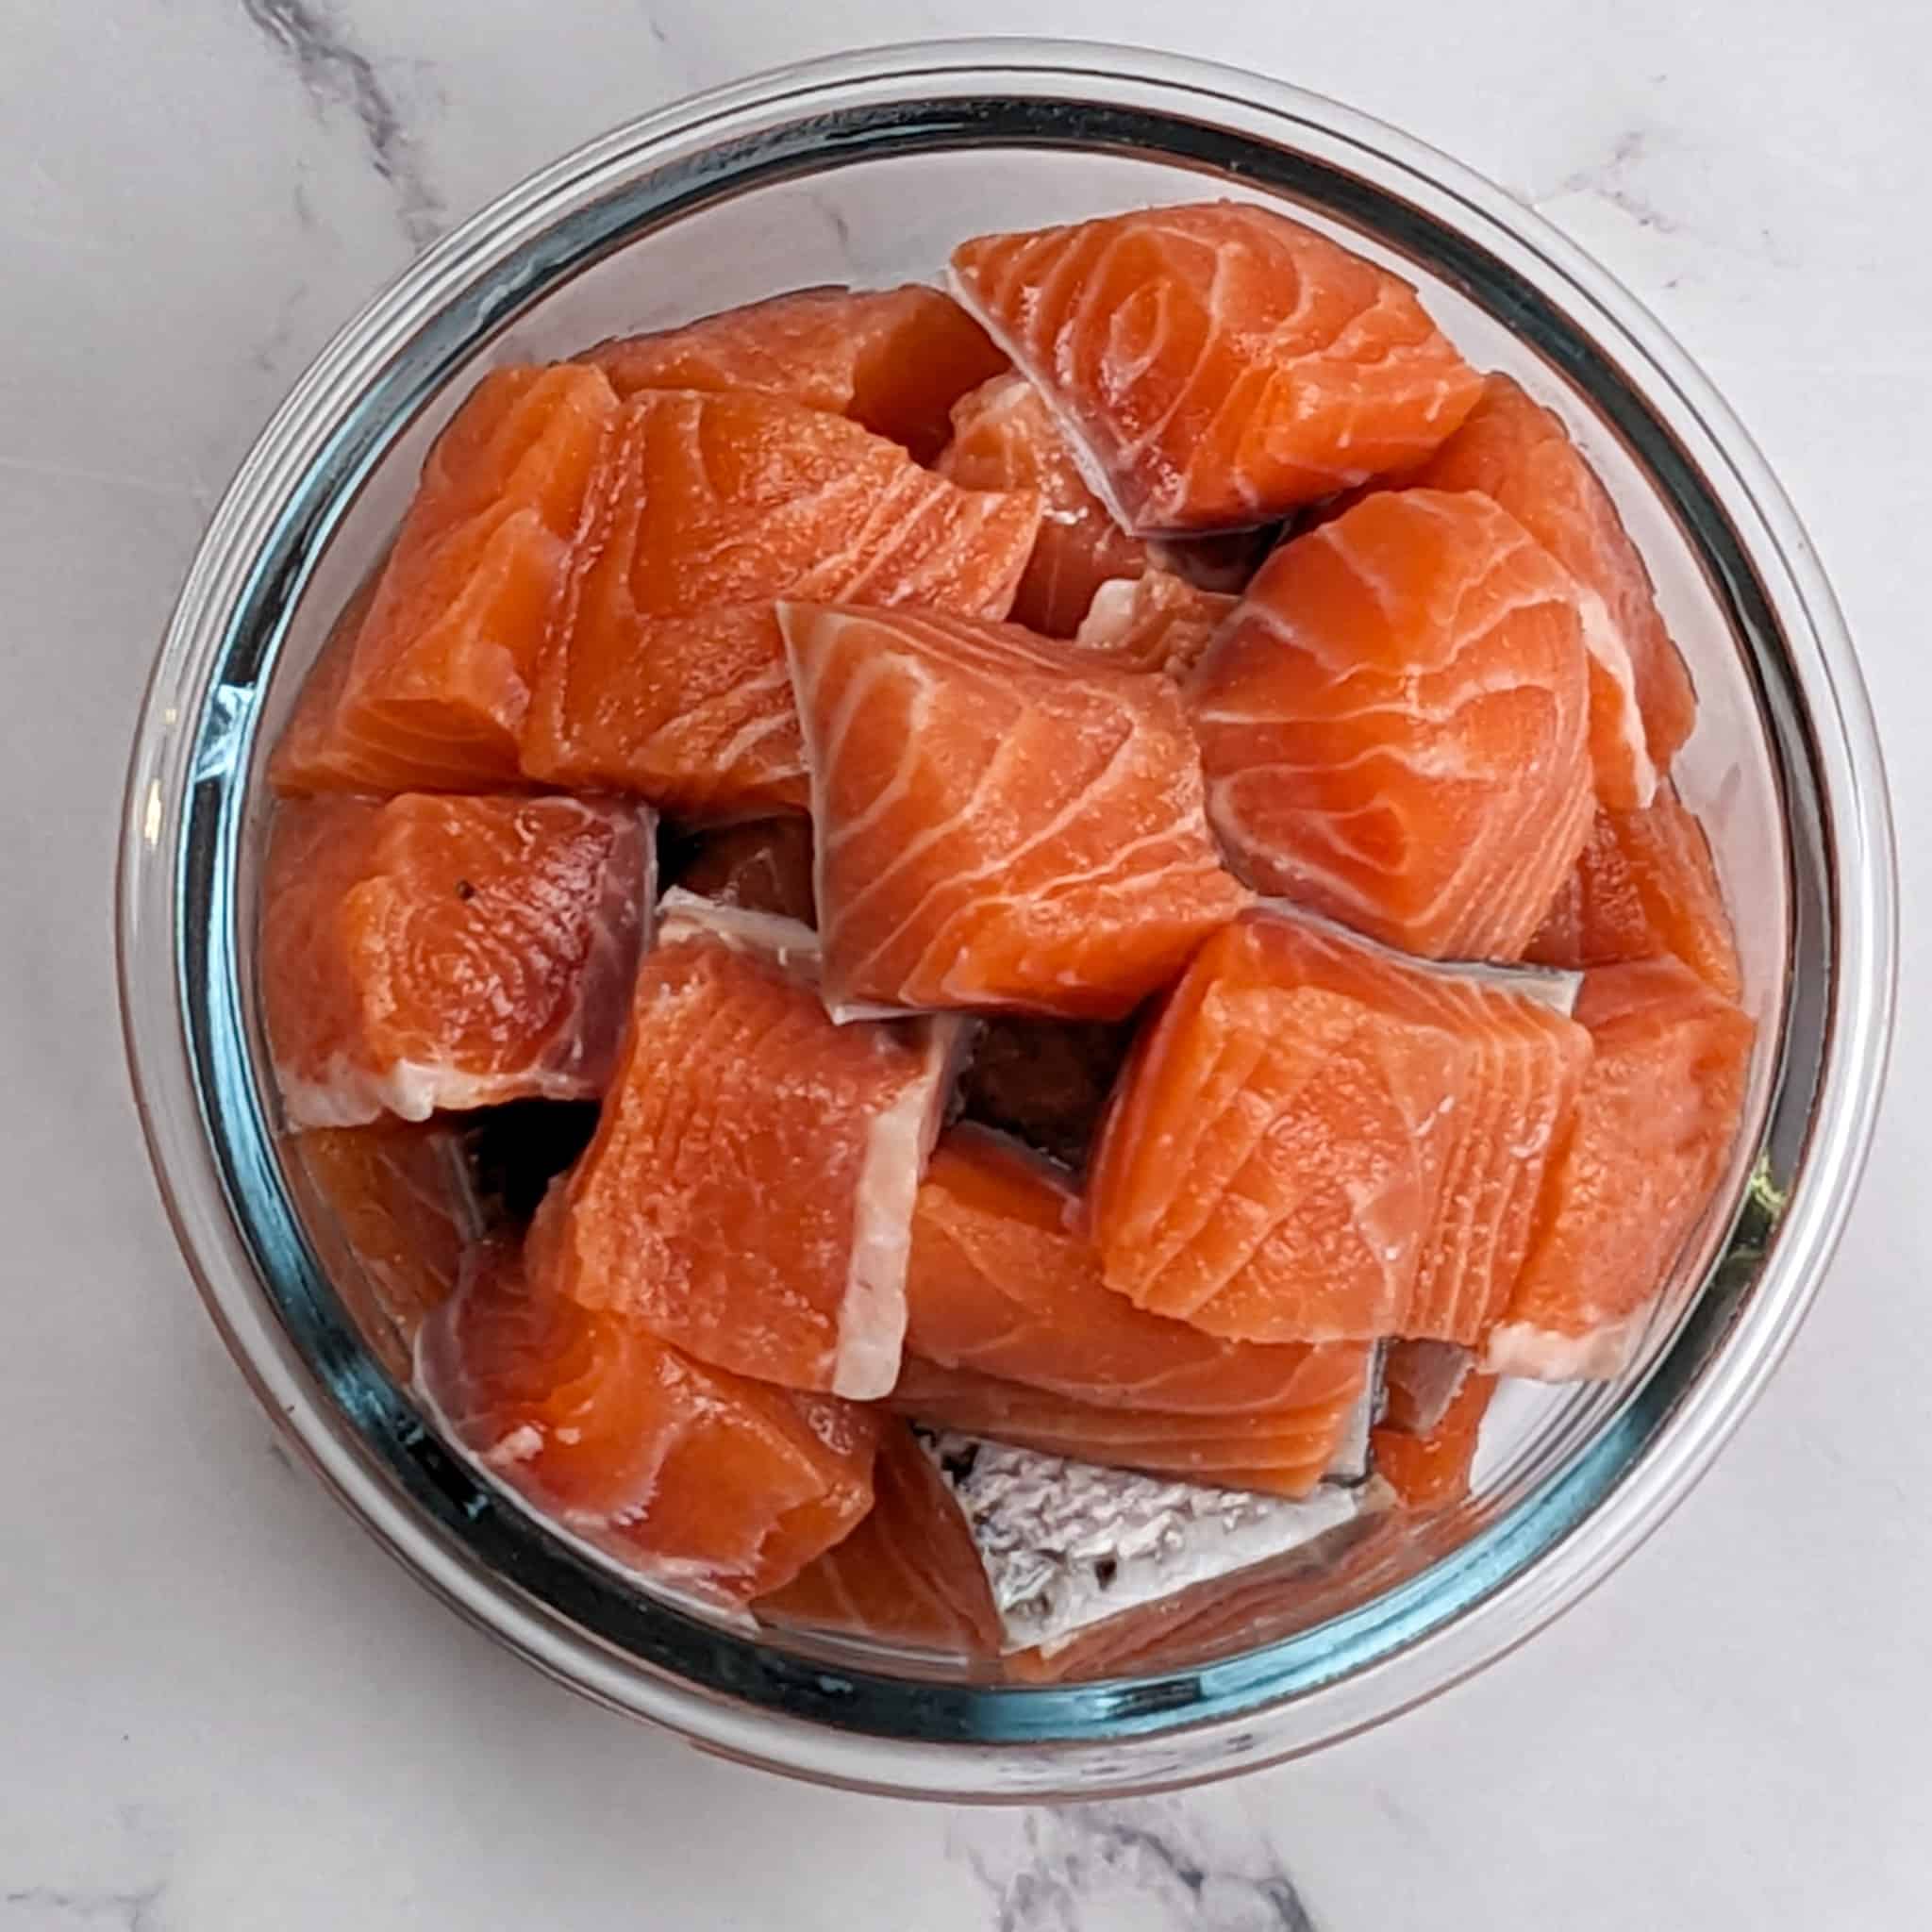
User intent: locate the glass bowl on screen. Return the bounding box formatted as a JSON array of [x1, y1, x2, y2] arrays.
[[117, 39, 1895, 1798]]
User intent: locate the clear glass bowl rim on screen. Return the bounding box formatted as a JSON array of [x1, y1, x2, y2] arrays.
[[116, 37, 1896, 1800]]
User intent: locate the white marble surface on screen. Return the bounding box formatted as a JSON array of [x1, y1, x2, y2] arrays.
[[3, 2, 1927, 1924]]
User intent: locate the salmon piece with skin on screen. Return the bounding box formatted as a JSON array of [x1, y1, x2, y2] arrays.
[[278, 365, 620, 792], [889, 1355, 1372, 1498], [949, 201, 1484, 534], [1073, 570, 1236, 677], [756, 1422, 1004, 1657], [1524, 784, 1743, 1003], [908, 1124, 1365, 1417], [1191, 490, 1594, 960], [779, 602, 1251, 1021], [529, 893, 966, 1399], [1485, 957, 1755, 1380], [1087, 907, 1591, 1346], [580, 284, 1008, 463], [1396, 373, 1697, 808], [520, 390, 1041, 818], [418, 1239, 879, 1603], [1372, 1368, 1496, 1508], [261, 793, 650, 1129], [291, 1118, 483, 1379]]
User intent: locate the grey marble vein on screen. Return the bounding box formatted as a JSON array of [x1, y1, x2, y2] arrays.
[[955, 1804, 1319, 1932], [1529, 127, 1680, 235], [239, 0, 442, 251], [2, 1881, 165, 1930]]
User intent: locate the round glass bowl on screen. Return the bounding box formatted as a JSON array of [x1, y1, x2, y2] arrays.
[[119, 40, 1894, 1798]]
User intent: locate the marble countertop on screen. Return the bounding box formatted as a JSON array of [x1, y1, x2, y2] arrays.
[[5, 3, 1927, 1925]]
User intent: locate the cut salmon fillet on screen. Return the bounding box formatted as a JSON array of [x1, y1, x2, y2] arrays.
[[1377, 1339, 1474, 1436], [1087, 907, 1591, 1345], [528, 893, 965, 1398], [958, 1015, 1135, 1169], [1396, 374, 1697, 808], [262, 793, 650, 1128], [937, 373, 1152, 635], [580, 284, 1007, 462], [756, 1421, 1003, 1657], [275, 365, 620, 792], [1485, 956, 1755, 1379], [1191, 490, 1594, 959], [891, 1357, 1370, 1498], [908, 1124, 1370, 1421], [1524, 783, 1742, 1003], [665, 815, 817, 925], [949, 201, 1483, 534], [269, 554, 389, 796], [520, 389, 1041, 818], [1372, 1367, 1495, 1508], [291, 1118, 483, 1379], [418, 1238, 878, 1602], [780, 601, 1251, 1020], [1073, 570, 1236, 676]]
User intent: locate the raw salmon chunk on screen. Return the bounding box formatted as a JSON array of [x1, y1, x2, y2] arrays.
[[779, 602, 1251, 1020], [291, 1118, 483, 1379], [1191, 490, 1593, 959], [520, 389, 1041, 817], [418, 1239, 878, 1602], [756, 1421, 1004, 1657], [1485, 957, 1755, 1379], [1524, 783, 1742, 1002], [1074, 570, 1236, 676], [1372, 1366, 1496, 1508], [890, 1357, 1370, 1498], [948, 201, 1483, 534], [529, 893, 964, 1398], [665, 815, 818, 924], [937, 373, 1152, 634], [277, 365, 620, 792], [909, 1124, 1368, 1418], [1397, 373, 1697, 808], [1087, 907, 1591, 1345], [262, 793, 650, 1128], [581, 284, 1007, 462], [269, 557, 388, 796]]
